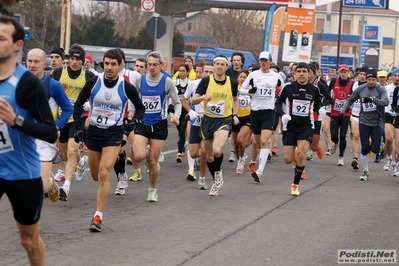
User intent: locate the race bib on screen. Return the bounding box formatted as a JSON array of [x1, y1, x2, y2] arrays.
[[206, 101, 225, 117], [239, 95, 251, 108], [257, 84, 273, 99], [143, 95, 161, 114], [334, 99, 346, 111], [193, 111, 204, 126], [353, 99, 361, 108], [0, 120, 14, 154], [325, 104, 331, 112], [292, 99, 310, 117], [362, 102, 377, 112]]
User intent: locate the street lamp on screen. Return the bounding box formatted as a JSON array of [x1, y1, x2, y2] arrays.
[[392, 18, 398, 67]]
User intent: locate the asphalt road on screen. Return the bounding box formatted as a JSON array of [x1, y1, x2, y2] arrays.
[[1, 126, 399, 266]]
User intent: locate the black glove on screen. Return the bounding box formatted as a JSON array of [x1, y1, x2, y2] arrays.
[[338, 112, 345, 119], [74, 130, 83, 143], [248, 87, 257, 94], [123, 118, 135, 134], [363, 97, 372, 103], [167, 104, 175, 114]]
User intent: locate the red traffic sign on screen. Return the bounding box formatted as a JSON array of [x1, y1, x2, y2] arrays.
[[141, 0, 155, 12]]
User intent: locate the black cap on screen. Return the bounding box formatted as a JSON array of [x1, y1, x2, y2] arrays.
[[359, 66, 368, 73], [116, 48, 126, 62], [309, 64, 316, 74], [184, 56, 193, 63], [366, 67, 377, 79], [50, 46, 64, 60]]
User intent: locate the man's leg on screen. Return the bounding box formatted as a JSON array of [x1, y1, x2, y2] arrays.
[[359, 124, 373, 181], [323, 115, 332, 154], [16, 221, 45, 266], [59, 138, 80, 201], [351, 118, 360, 169], [383, 123, 395, 171]]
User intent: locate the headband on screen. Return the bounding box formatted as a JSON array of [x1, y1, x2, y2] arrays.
[[213, 57, 229, 65], [69, 51, 85, 62], [392, 68, 399, 76]]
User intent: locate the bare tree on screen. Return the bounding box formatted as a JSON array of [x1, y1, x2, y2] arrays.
[[195, 9, 265, 57]]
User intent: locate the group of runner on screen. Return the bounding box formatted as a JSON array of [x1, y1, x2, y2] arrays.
[[1, 16, 398, 266]]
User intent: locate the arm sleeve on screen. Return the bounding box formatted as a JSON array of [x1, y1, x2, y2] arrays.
[[392, 86, 399, 113], [318, 81, 332, 107], [328, 78, 335, 92], [231, 79, 239, 97], [275, 84, 289, 117], [125, 82, 145, 121], [50, 80, 73, 129], [195, 77, 209, 96], [15, 73, 57, 143], [373, 85, 389, 107], [342, 87, 359, 113], [239, 73, 254, 95], [166, 78, 182, 117], [73, 77, 98, 132]]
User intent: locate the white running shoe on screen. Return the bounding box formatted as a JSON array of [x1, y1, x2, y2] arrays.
[[76, 156, 88, 181], [392, 163, 399, 176], [337, 157, 344, 166], [228, 151, 237, 163], [115, 174, 128, 195], [214, 171, 224, 189], [209, 183, 219, 196], [54, 169, 66, 182], [59, 184, 70, 201], [198, 177, 207, 190], [383, 159, 393, 171]]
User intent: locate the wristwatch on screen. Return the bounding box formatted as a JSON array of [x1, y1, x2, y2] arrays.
[[14, 114, 25, 127]]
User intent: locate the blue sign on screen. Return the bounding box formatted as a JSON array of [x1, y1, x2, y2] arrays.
[[364, 25, 379, 41], [343, 0, 388, 9], [320, 54, 355, 74], [13, 15, 21, 23], [24, 30, 32, 41]]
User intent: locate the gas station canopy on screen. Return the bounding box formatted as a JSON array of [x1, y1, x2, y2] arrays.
[[99, 0, 297, 16]]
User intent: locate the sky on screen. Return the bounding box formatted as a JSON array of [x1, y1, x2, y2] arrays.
[[316, 0, 399, 11]]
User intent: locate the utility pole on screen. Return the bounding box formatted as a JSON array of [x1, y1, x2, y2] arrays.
[[60, 0, 72, 53]]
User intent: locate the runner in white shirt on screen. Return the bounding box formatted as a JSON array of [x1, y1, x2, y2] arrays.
[[240, 51, 285, 183]]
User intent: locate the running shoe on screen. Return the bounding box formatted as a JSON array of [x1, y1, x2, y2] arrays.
[[158, 151, 165, 163], [115, 173, 128, 195], [198, 177, 207, 190], [129, 170, 142, 181], [126, 157, 133, 165], [236, 160, 244, 175], [291, 183, 300, 196], [383, 158, 393, 171], [59, 184, 70, 201], [80, 145, 88, 153], [186, 170, 196, 181], [359, 170, 370, 181], [306, 151, 313, 161], [374, 153, 381, 163], [325, 148, 332, 156], [176, 153, 183, 163], [301, 170, 307, 180], [228, 151, 237, 163], [252, 170, 262, 183], [392, 163, 399, 176], [89, 215, 102, 232], [267, 152, 272, 161], [147, 188, 158, 202], [209, 183, 219, 196], [76, 156, 88, 182], [337, 157, 344, 166], [48, 176, 59, 202], [330, 143, 338, 155], [54, 169, 65, 182], [271, 146, 278, 155], [351, 158, 359, 170], [317, 143, 324, 159], [249, 162, 256, 172], [214, 171, 224, 189]]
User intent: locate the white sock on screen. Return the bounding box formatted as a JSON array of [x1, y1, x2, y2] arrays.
[[134, 168, 141, 172], [65, 180, 71, 187], [361, 154, 369, 171], [258, 149, 269, 174], [388, 155, 392, 160], [187, 150, 194, 171], [95, 211, 103, 220]]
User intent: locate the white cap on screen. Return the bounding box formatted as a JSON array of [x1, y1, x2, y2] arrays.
[[259, 51, 272, 60]]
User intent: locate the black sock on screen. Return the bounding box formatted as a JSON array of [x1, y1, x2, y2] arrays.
[[114, 150, 126, 175], [207, 161, 215, 180], [294, 165, 305, 185], [214, 153, 224, 172]]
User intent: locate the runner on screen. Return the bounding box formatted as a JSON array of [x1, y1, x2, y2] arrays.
[[275, 62, 321, 196], [191, 55, 239, 196]]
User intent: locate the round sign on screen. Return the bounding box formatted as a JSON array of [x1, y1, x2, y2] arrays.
[[142, 0, 155, 11]]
